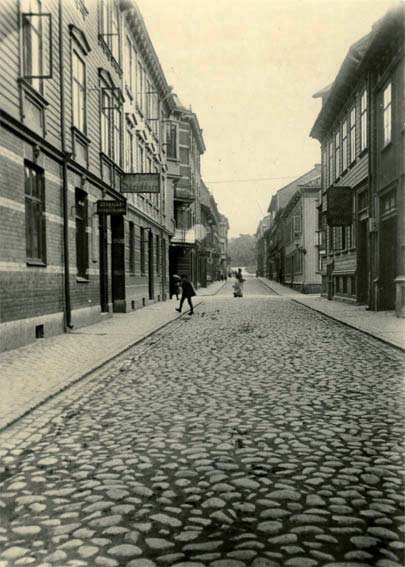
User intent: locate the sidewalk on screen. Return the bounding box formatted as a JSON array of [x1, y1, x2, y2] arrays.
[[258, 277, 405, 351], [0, 280, 225, 431]]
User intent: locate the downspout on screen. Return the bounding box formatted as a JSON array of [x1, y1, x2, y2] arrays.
[[59, 0, 73, 329]]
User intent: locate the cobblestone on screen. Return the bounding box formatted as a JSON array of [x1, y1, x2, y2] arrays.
[[0, 279, 403, 565]]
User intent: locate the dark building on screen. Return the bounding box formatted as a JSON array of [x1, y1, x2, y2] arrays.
[[310, 4, 404, 315]]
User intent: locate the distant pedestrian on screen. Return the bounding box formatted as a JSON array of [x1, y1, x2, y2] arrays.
[[233, 268, 245, 298], [176, 274, 196, 315]]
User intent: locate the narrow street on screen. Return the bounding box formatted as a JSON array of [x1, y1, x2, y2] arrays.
[[0, 279, 403, 567]]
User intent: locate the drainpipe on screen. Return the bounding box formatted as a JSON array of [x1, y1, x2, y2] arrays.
[[59, 0, 73, 329]]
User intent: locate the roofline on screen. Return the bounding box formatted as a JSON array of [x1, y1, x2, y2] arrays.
[[120, 0, 175, 113]]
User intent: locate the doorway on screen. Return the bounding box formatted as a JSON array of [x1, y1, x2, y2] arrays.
[[379, 216, 397, 310], [111, 216, 126, 312], [99, 215, 109, 312], [148, 230, 154, 300], [357, 220, 369, 304]]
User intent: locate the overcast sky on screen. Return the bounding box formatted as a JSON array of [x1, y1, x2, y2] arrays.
[[136, 0, 396, 237]]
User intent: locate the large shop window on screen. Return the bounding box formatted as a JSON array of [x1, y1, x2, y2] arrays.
[[25, 163, 46, 264], [75, 188, 89, 279]]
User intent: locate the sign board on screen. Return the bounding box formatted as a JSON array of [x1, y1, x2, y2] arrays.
[[326, 186, 353, 226], [121, 173, 160, 194], [97, 200, 127, 215]]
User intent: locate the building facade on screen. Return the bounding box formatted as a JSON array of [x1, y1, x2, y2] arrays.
[[311, 5, 404, 315], [263, 166, 321, 287], [0, 0, 127, 351], [281, 177, 322, 293], [168, 97, 206, 289], [0, 0, 229, 352]]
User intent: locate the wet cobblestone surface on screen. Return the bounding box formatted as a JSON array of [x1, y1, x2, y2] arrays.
[[0, 280, 404, 566]]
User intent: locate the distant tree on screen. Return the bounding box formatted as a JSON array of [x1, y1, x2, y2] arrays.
[[228, 234, 256, 268]]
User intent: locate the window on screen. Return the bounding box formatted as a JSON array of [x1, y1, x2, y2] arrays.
[[342, 120, 348, 171], [129, 221, 135, 273], [72, 50, 86, 132], [381, 189, 396, 216], [137, 61, 144, 111], [166, 122, 178, 159], [137, 142, 144, 172], [140, 227, 145, 273], [100, 0, 120, 64], [350, 107, 356, 163], [360, 90, 367, 151], [75, 188, 89, 278], [328, 225, 334, 253], [100, 84, 121, 164], [328, 140, 334, 186], [25, 163, 46, 263], [124, 35, 132, 92], [101, 90, 111, 155], [22, 0, 43, 92], [125, 128, 134, 173], [335, 130, 340, 179], [383, 83, 392, 146], [113, 107, 121, 165], [155, 234, 160, 274]]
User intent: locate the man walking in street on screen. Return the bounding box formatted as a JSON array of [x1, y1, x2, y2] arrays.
[[176, 274, 196, 315]]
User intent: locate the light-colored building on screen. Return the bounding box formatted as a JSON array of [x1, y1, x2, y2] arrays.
[[281, 176, 322, 293]]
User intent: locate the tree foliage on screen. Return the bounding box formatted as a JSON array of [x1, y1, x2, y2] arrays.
[[228, 234, 257, 267]]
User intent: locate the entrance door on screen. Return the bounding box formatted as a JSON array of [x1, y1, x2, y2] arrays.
[[148, 230, 154, 300], [111, 216, 126, 312], [99, 215, 109, 312], [379, 216, 397, 310], [161, 238, 166, 300], [357, 220, 369, 304], [326, 262, 334, 300]]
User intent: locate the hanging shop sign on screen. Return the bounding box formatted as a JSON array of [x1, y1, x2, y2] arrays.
[[121, 173, 160, 194], [97, 200, 127, 215], [326, 186, 353, 226]]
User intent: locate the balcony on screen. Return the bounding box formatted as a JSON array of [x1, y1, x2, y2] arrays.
[[171, 227, 197, 245], [174, 185, 195, 202], [172, 224, 207, 245]]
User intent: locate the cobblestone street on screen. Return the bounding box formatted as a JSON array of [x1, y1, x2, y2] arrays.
[[0, 279, 404, 567]]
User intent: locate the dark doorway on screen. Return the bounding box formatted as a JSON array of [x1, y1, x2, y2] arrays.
[[161, 238, 166, 300], [326, 262, 334, 300], [99, 215, 109, 312], [111, 216, 126, 312], [148, 230, 154, 300], [379, 216, 397, 310], [357, 220, 369, 304]]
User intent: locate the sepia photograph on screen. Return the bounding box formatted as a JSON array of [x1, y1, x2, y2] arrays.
[[0, 0, 404, 565]]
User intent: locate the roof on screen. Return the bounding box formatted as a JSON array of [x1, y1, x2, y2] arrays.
[[310, 32, 372, 140], [266, 165, 321, 213], [310, 3, 405, 141]]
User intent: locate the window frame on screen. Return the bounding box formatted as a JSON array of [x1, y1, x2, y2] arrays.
[[350, 106, 356, 164], [360, 89, 368, 152], [99, 0, 121, 67], [342, 119, 348, 172], [22, 0, 44, 93], [382, 82, 392, 147], [335, 129, 340, 179], [71, 48, 87, 133], [25, 161, 46, 265]]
